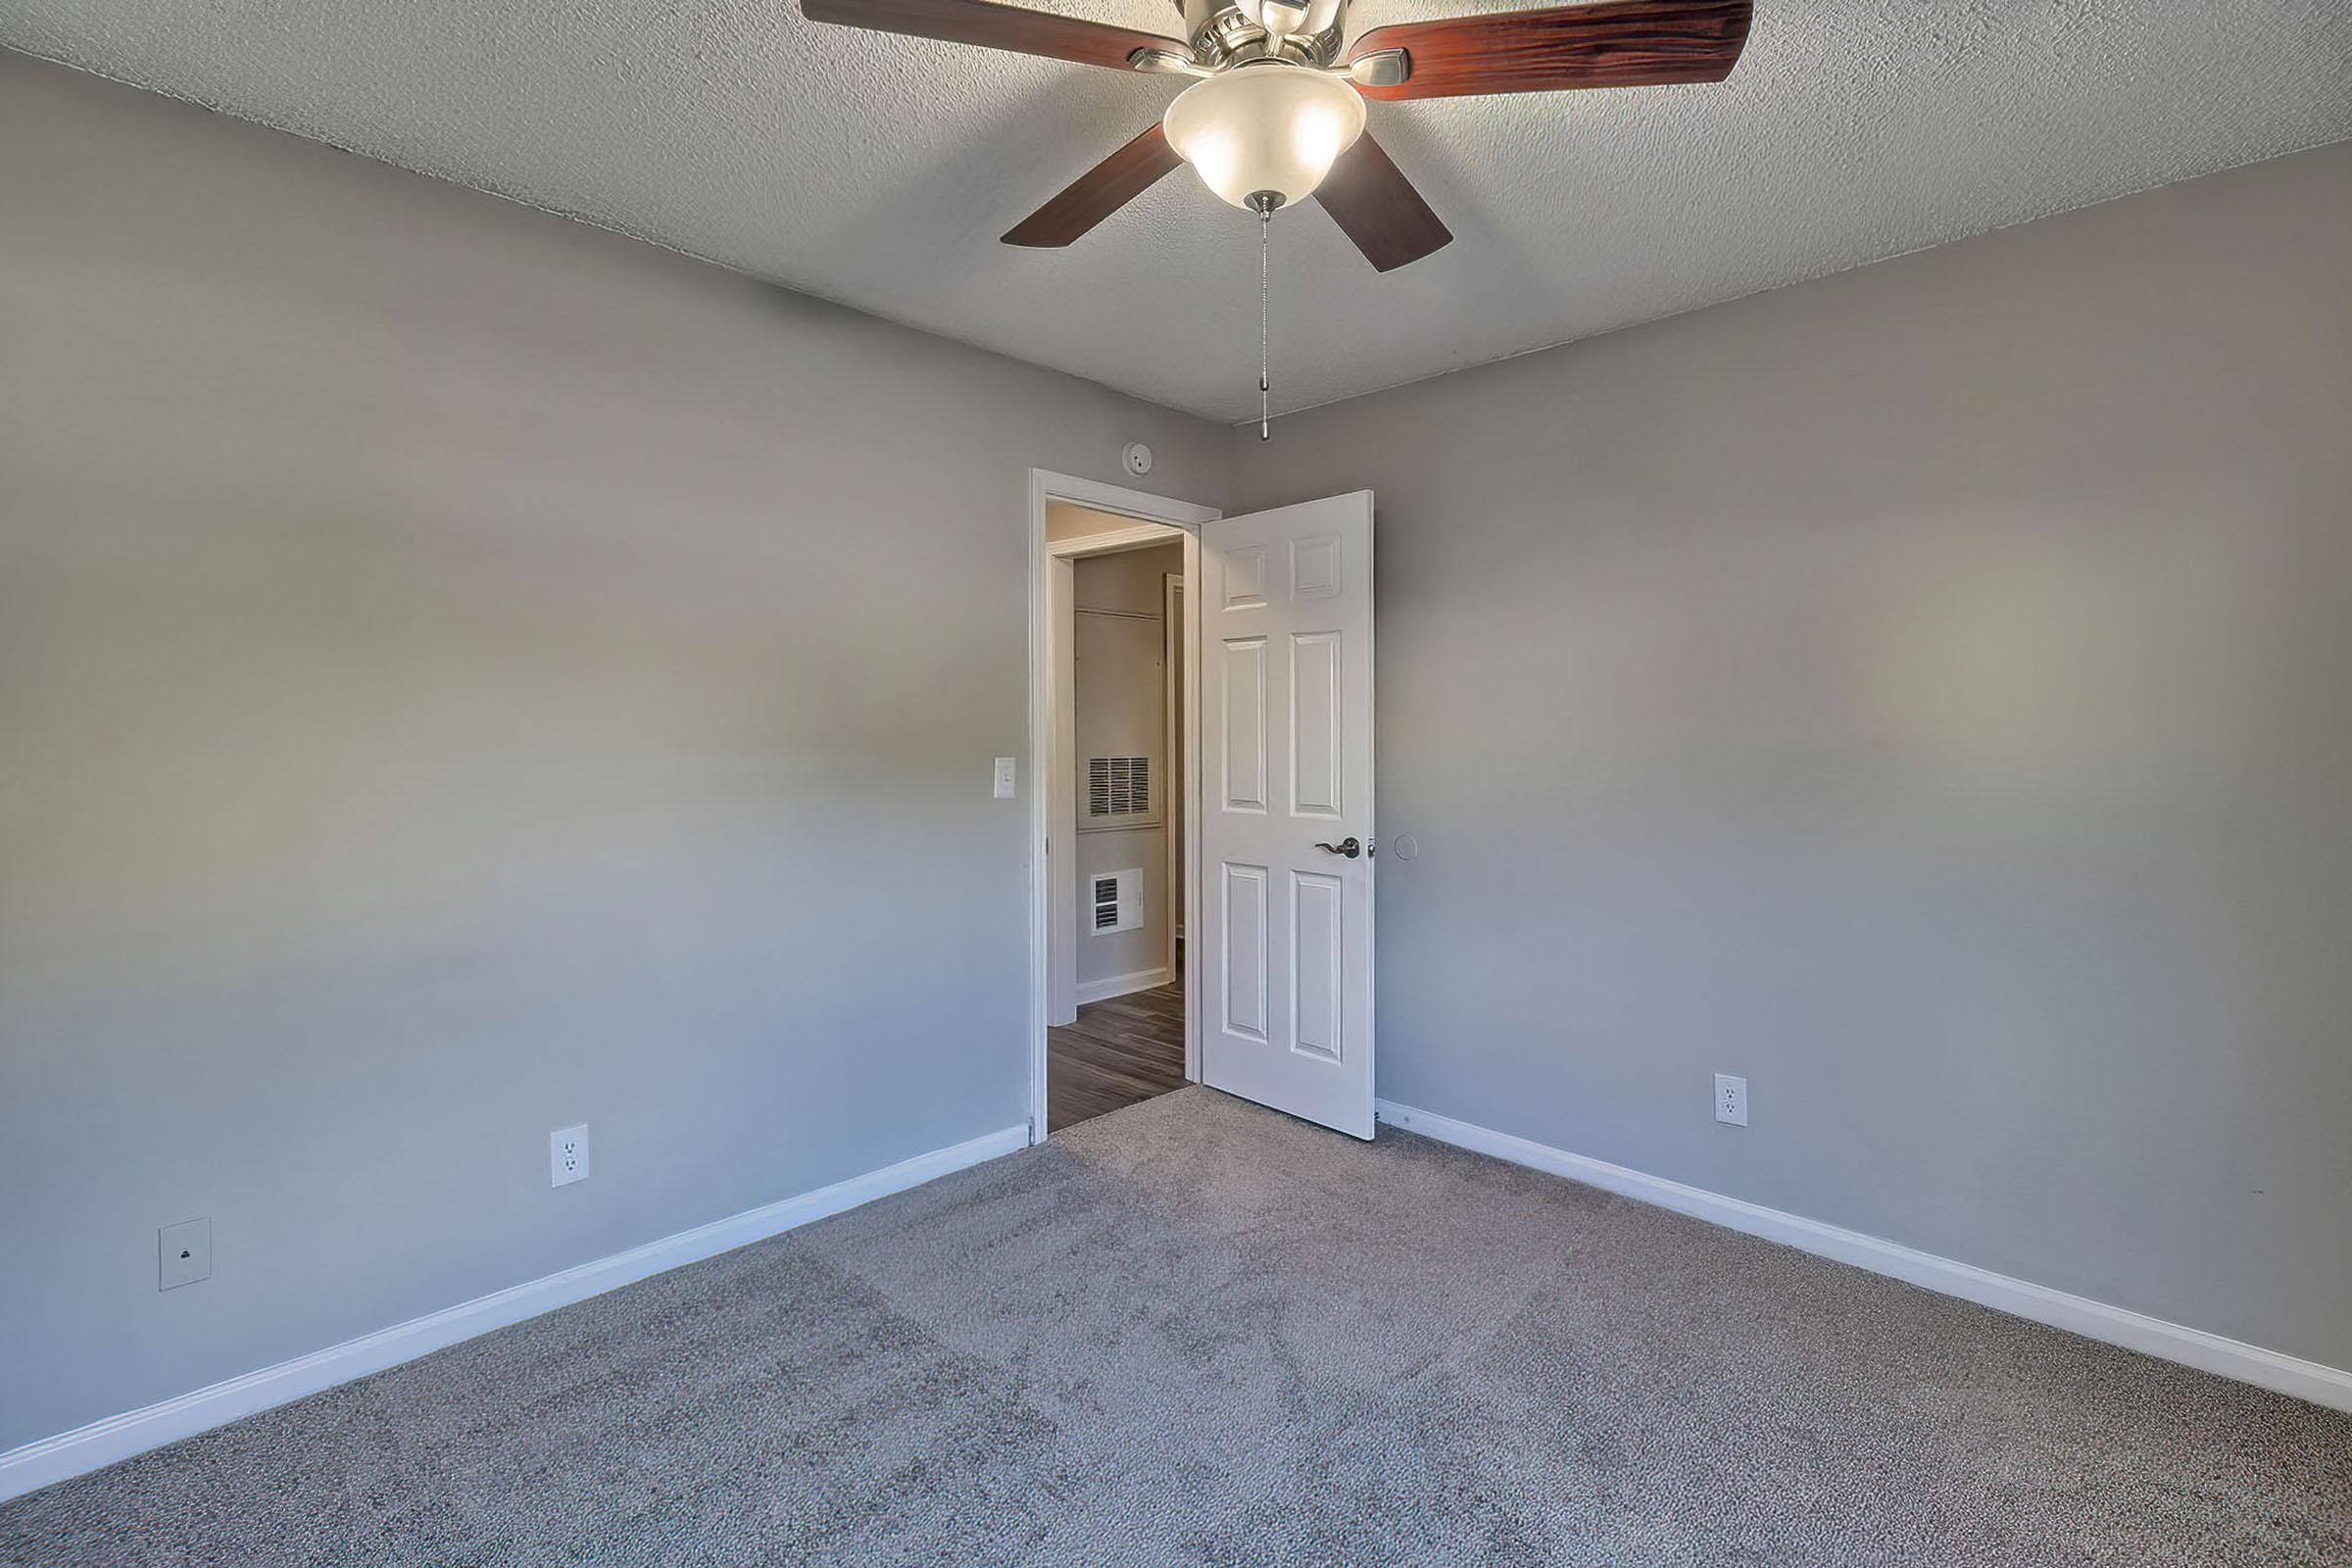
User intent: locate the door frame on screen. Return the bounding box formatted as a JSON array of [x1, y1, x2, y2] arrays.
[[1028, 469, 1220, 1143], [1161, 569, 1185, 983]]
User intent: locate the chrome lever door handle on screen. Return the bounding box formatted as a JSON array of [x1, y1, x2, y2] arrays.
[[1313, 836, 1361, 859]]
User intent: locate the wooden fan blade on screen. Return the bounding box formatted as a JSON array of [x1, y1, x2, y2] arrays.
[[1004, 123, 1186, 247], [1315, 132, 1452, 271], [1348, 0, 1750, 101], [802, 0, 1182, 73]]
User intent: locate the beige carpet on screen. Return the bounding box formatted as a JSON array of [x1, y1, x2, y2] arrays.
[[4, 1086, 2347, 1565]]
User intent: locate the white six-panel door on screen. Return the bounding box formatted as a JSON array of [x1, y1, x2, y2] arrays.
[[1198, 493, 1375, 1139]]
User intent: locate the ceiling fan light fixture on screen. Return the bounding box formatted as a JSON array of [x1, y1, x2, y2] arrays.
[[1163, 63, 1366, 211]]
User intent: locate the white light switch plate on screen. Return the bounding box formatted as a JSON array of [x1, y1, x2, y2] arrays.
[[159, 1217, 213, 1291], [993, 757, 1016, 799]]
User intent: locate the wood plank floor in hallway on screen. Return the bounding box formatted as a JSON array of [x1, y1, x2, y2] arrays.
[[1048, 971, 1184, 1132]]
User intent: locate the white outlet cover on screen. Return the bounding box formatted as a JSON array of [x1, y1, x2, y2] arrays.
[[550, 1124, 591, 1187], [1121, 441, 1152, 476], [159, 1217, 213, 1291], [1714, 1074, 1749, 1128]]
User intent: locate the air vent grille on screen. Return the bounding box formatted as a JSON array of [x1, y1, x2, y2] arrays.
[[1088, 756, 1151, 818], [1091, 869, 1142, 935]]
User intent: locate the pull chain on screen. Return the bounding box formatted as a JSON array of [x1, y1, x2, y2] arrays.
[[1258, 204, 1271, 441]]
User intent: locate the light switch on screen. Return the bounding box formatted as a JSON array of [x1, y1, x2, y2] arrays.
[[993, 757, 1017, 799]]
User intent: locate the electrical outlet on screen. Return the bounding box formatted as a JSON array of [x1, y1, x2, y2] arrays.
[[550, 1124, 590, 1187], [159, 1217, 213, 1291], [1714, 1074, 1749, 1127]]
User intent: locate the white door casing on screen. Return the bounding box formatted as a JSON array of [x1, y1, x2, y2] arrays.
[[1029, 468, 1218, 1143], [1198, 492, 1375, 1139]]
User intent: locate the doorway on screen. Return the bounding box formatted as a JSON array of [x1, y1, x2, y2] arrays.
[[1028, 471, 1216, 1140], [1028, 473, 1378, 1143], [1043, 510, 1190, 1130]]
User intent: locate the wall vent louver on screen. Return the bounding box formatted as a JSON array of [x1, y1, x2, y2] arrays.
[[1092, 869, 1143, 935], [1088, 756, 1151, 818]]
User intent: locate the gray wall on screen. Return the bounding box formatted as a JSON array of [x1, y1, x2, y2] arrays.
[[1238, 140, 2352, 1371], [0, 53, 1227, 1451]]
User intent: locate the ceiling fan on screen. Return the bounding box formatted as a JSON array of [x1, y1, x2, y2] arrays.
[[800, 0, 1753, 271]]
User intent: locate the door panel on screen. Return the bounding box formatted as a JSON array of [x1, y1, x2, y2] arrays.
[[1221, 637, 1268, 812], [1291, 631, 1343, 818], [1293, 533, 1342, 598], [1199, 492, 1375, 1139], [1290, 870, 1344, 1061], [1224, 545, 1269, 609], [1221, 861, 1269, 1042]]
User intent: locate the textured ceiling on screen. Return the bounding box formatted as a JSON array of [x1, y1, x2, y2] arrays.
[[7, 2, 2348, 421]]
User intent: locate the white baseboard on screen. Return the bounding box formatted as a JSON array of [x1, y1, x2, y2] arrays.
[[0, 1122, 1030, 1504], [1075, 966, 1169, 1005], [1374, 1099, 2352, 1414]]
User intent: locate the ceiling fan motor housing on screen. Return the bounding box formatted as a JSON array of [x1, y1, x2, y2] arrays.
[[1179, 0, 1348, 70]]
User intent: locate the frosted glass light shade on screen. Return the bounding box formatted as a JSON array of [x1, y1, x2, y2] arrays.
[[1163, 65, 1367, 211]]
